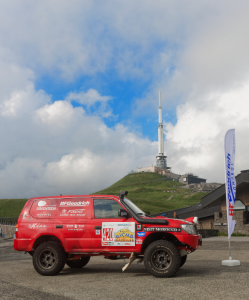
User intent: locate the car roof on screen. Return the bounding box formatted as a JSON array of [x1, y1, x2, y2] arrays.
[[29, 195, 119, 200]]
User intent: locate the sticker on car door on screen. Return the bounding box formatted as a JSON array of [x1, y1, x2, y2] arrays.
[[102, 222, 135, 246]]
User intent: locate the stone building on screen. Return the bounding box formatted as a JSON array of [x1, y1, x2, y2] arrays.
[[153, 170, 249, 234], [137, 166, 180, 180]]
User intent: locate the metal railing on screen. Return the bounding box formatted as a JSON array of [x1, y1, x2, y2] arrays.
[[0, 217, 18, 225]]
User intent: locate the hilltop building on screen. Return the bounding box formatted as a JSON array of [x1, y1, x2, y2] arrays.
[[179, 174, 206, 185]]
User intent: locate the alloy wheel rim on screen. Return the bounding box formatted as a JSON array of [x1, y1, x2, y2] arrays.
[[39, 250, 56, 269], [151, 249, 172, 270]]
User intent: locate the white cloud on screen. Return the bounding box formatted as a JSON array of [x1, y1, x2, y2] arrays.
[[66, 89, 112, 106], [0, 61, 156, 198], [1, 1, 249, 197], [165, 81, 249, 182]]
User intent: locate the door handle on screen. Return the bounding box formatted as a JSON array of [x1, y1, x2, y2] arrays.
[[95, 226, 102, 230], [56, 225, 63, 228]]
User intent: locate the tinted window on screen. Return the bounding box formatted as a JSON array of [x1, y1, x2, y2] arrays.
[[94, 199, 123, 218]]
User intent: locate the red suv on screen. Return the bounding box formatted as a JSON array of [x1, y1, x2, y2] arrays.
[[14, 191, 201, 278]]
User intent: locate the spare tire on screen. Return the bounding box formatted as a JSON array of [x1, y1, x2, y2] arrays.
[[66, 256, 90, 268]]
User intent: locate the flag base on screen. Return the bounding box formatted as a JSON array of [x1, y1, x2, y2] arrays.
[[222, 257, 240, 266]]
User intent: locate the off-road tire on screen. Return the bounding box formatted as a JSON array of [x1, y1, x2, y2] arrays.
[[180, 255, 187, 267], [66, 256, 90, 268], [144, 240, 181, 278], [33, 241, 66, 276]]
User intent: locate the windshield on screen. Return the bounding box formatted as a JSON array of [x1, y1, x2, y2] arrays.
[[123, 198, 145, 215]]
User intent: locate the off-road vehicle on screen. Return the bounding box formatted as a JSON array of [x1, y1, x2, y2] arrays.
[[14, 191, 201, 277]]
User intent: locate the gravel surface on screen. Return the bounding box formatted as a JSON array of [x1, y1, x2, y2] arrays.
[[0, 237, 248, 300]]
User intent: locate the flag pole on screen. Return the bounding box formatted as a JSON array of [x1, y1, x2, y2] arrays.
[[222, 129, 240, 267]]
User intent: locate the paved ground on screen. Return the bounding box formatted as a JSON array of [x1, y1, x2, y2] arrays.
[[0, 237, 248, 300]]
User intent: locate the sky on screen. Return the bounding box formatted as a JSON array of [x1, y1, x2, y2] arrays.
[[1, 1, 249, 198]]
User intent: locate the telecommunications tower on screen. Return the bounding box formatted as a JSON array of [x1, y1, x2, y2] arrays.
[[156, 91, 167, 169]]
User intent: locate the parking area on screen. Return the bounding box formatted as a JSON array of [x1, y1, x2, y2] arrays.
[[0, 237, 249, 300]]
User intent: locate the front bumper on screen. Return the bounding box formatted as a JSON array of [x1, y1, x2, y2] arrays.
[[177, 234, 202, 250]]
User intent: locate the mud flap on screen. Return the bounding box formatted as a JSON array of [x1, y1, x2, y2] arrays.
[[122, 252, 137, 272]]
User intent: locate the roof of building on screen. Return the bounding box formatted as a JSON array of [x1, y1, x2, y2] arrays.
[[201, 171, 249, 208], [152, 170, 249, 220]]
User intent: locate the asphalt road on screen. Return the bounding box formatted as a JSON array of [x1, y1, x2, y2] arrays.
[[0, 237, 248, 300]]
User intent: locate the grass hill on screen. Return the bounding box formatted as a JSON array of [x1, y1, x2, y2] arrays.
[[0, 199, 27, 218], [0, 173, 208, 218], [93, 172, 208, 215]]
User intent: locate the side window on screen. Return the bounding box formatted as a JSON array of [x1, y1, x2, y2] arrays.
[[234, 199, 245, 210], [57, 198, 91, 219], [94, 199, 123, 218], [30, 198, 57, 219]]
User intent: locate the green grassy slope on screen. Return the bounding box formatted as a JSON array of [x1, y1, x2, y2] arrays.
[[0, 173, 208, 217], [0, 199, 27, 218], [93, 173, 208, 215]]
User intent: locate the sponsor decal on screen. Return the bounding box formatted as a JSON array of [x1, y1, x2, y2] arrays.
[[37, 213, 51, 217], [103, 228, 114, 241], [66, 224, 84, 230], [144, 227, 181, 232], [137, 232, 145, 237], [62, 209, 67, 214], [136, 224, 142, 231], [60, 201, 90, 207], [117, 223, 131, 226], [96, 229, 100, 235], [136, 239, 143, 244], [37, 206, 56, 211], [115, 229, 134, 242], [102, 242, 114, 246], [67, 209, 85, 213], [38, 201, 46, 207], [102, 222, 135, 246], [28, 223, 47, 229]]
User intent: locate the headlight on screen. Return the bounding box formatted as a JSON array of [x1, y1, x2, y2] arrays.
[[181, 224, 197, 235]]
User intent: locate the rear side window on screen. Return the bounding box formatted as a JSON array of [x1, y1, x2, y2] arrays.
[[30, 199, 57, 219], [94, 199, 123, 218], [57, 198, 91, 219]]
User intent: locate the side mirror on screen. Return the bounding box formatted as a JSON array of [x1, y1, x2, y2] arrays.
[[118, 209, 130, 218]]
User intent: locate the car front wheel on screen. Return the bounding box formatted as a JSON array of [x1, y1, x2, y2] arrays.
[[144, 240, 181, 278]]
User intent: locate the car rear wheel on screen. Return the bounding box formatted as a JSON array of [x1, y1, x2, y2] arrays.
[[144, 240, 181, 278], [66, 256, 90, 268], [33, 241, 66, 276], [180, 255, 187, 267]]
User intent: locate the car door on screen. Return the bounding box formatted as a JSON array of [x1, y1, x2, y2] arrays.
[[91, 198, 136, 253], [54, 197, 92, 252]]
